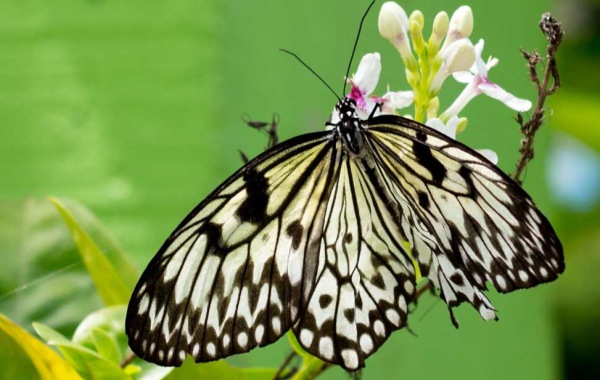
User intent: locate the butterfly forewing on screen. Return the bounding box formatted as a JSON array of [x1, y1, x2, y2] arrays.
[[126, 131, 342, 365]]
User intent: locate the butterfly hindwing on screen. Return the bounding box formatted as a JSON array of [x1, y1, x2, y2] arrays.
[[365, 115, 564, 322], [292, 157, 416, 369]]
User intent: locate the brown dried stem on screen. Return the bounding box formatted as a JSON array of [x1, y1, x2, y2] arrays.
[[512, 13, 564, 184]]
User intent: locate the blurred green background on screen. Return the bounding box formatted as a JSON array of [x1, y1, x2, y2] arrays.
[[0, 0, 598, 379]]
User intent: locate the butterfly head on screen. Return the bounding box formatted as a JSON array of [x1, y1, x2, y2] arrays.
[[335, 97, 359, 123]]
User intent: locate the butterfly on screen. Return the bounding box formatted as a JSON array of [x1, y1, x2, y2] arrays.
[[125, 94, 564, 371]]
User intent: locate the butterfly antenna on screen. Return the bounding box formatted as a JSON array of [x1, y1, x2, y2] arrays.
[[280, 49, 340, 101], [343, 0, 376, 95]]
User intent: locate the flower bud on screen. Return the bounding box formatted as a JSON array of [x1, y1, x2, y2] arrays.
[[431, 11, 449, 45], [378, 2, 413, 59], [427, 96, 440, 119], [445, 6, 473, 46], [409, 10, 424, 31], [442, 39, 475, 73], [378, 2, 409, 39]]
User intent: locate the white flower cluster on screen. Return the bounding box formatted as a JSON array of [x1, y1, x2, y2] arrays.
[[343, 2, 533, 163]]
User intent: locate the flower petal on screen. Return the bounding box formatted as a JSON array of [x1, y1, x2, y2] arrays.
[[352, 53, 381, 96], [452, 70, 474, 83], [476, 149, 499, 165], [426, 116, 458, 139], [479, 82, 532, 112], [381, 90, 414, 110]]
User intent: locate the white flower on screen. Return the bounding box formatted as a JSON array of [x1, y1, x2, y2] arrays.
[[427, 116, 498, 164], [427, 116, 460, 139], [443, 39, 532, 118], [347, 53, 382, 119], [378, 2, 412, 60], [343, 53, 413, 120], [430, 38, 475, 92], [381, 89, 414, 114]]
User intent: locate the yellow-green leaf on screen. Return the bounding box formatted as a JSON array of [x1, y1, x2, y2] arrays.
[[34, 322, 130, 380], [164, 357, 278, 380], [49, 197, 130, 306], [0, 313, 81, 380]]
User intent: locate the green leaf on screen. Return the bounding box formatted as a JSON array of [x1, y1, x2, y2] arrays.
[[91, 328, 122, 365], [164, 357, 278, 380], [72, 306, 127, 350], [49, 197, 131, 306], [34, 322, 131, 380], [0, 313, 81, 380], [70, 306, 175, 380], [0, 198, 102, 336], [287, 332, 330, 380]]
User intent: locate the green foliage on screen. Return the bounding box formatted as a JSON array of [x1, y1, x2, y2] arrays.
[[0, 198, 102, 336], [0, 313, 81, 380], [1, 198, 281, 379], [49, 198, 132, 306]]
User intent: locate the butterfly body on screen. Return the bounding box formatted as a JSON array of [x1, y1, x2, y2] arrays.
[[126, 96, 563, 370]]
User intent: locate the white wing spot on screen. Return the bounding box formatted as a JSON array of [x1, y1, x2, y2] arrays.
[[158, 349, 164, 361], [360, 333, 373, 354], [385, 309, 401, 326], [318, 337, 334, 359], [178, 350, 186, 361], [168, 347, 174, 361], [255, 324, 264, 343], [518, 270, 529, 282], [272, 317, 281, 335], [341, 349, 359, 370], [398, 295, 407, 312], [374, 320, 385, 337], [495, 274, 507, 290], [142, 340, 147, 350], [206, 342, 216, 357], [138, 294, 150, 314], [540, 267, 549, 277], [223, 333, 230, 348], [237, 332, 248, 348], [192, 343, 200, 357], [300, 329, 314, 347]]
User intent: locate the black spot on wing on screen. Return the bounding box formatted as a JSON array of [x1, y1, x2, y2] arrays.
[[417, 191, 429, 209], [204, 222, 223, 252], [413, 139, 446, 184], [449, 273, 464, 286], [319, 294, 333, 309], [237, 168, 269, 223], [343, 308, 355, 323], [286, 220, 304, 250]]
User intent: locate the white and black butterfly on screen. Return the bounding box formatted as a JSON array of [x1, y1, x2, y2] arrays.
[[125, 94, 564, 370]]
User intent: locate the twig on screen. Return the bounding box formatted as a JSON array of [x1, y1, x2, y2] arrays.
[[120, 352, 136, 368], [239, 113, 281, 163], [512, 13, 564, 184], [274, 351, 300, 379]]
